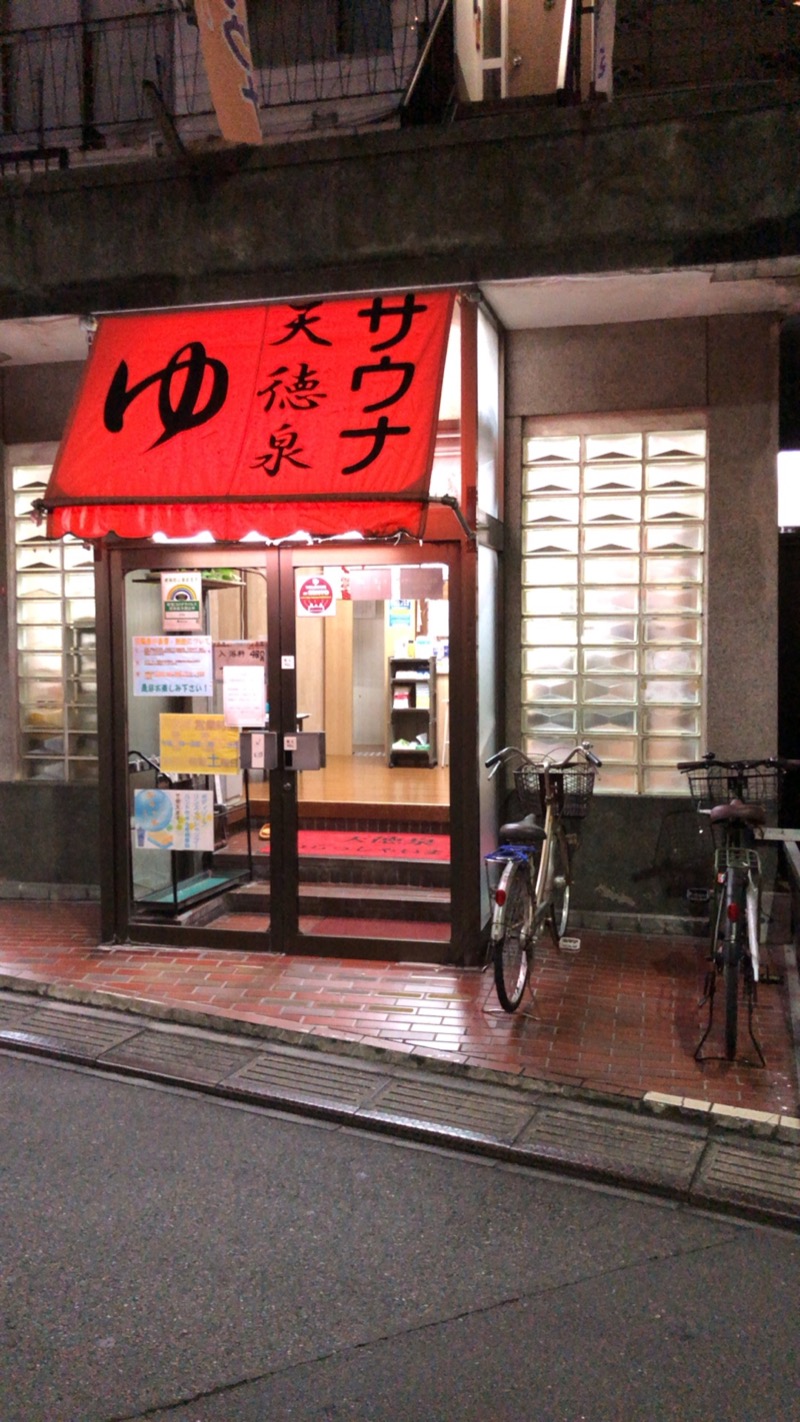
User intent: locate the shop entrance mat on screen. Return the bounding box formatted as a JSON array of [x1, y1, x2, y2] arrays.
[[259, 830, 450, 861]]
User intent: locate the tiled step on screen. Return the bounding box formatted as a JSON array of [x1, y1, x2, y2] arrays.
[[203, 913, 451, 941], [216, 852, 450, 890], [185, 878, 450, 925]]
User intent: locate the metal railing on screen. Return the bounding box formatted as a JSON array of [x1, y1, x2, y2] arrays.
[[0, 2, 431, 155], [612, 0, 800, 97], [1, 1, 798, 164]]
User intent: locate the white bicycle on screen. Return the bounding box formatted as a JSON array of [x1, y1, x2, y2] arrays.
[[484, 742, 601, 1012]]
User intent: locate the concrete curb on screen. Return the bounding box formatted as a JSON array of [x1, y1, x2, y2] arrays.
[[1, 981, 798, 1232], [0, 964, 796, 1138]]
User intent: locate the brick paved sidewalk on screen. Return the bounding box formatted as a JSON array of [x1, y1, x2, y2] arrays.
[[0, 900, 797, 1115]]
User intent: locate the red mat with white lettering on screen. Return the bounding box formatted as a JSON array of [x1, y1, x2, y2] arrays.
[[259, 830, 449, 861]]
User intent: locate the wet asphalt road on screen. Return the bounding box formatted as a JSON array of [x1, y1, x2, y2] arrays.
[[2, 1051, 799, 1422]]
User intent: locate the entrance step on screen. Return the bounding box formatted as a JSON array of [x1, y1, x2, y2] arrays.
[[186, 878, 450, 925], [198, 913, 451, 943], [215, 851, 450, 890]]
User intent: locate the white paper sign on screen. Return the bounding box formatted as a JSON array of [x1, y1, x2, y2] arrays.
[[213, 639, 267, 681], [222, 664, 266, 727], [132, 635, 213, 697]]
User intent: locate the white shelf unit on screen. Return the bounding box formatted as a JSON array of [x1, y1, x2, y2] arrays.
[[388, 656, 437, 767]]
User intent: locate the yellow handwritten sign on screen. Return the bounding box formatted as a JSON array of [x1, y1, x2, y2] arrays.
[[159, 714, 240, 775]]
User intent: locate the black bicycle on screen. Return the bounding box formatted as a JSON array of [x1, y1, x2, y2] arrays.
[[678, 753, 796, 1063]]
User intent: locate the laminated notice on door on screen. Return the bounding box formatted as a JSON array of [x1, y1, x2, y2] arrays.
[[132, 788, 214, 851], [159, 713, 240, 774]]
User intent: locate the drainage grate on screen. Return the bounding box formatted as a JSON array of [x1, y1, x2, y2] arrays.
[[103, 1030, 262, 1085], [365, 1078, 536, 1144], [227, 1051, 390, 1114], [0, 1006, 140, 1060], [0, 998, 40, 1029], [693, 1140, 800, 1221], [516, 1106, 706, 1191]]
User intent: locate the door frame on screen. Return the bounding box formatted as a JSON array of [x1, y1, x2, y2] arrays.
[[98, 535, 482, 963]]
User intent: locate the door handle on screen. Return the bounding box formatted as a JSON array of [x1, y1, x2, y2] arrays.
[[511, 52, 523, 67]]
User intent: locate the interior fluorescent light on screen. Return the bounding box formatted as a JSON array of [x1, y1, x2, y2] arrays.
[[778, 450, 800, 526]]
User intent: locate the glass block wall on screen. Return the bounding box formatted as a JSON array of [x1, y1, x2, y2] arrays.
[[13, 464, 98, 782], [521, 427, 706, 793]]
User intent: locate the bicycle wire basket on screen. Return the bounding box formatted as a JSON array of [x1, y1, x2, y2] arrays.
[[683, 762, 784, 817], [515, 761, 596, 819]]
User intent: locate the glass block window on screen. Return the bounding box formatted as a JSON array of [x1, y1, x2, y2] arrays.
[[521, 427, 706, 794], [12, 464, 97, 783]]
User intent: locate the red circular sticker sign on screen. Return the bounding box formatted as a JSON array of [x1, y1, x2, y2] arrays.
[[298, 576, 334, 615]]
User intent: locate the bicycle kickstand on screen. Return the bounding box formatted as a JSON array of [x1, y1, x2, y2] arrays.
[[746, 982, 766, 1068], [694, 963, 716, 1061]]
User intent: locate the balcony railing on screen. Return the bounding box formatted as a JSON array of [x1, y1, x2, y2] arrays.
[[1, 1, 798, 166], [0, 2, 432, 156], [612, 0, 800, 97]]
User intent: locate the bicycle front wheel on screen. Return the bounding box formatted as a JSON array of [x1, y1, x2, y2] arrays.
[[493, 862, 532, 1012], [549, 828, 571, 945]]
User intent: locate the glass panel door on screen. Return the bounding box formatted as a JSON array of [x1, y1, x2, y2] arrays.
[[291, 552, 452, 953], [118, 547, 453, 956], [124, 563, 271, 936]]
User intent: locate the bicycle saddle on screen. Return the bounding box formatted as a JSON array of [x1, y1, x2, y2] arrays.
[[499, 814, 546, 843], [709, 797, 766, 826]]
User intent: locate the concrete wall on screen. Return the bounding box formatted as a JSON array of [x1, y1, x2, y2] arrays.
[[504, 312, 779, 925], [1, 86, 800, 318]]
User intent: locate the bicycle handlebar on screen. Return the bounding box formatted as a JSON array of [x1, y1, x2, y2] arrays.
[[485, 741, 603, 778], [676, 753, 800, 773]]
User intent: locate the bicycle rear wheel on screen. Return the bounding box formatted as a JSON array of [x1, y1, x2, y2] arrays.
[[724, 949, 739, 1061], [723, 871, 742, 1060], [549, 828, 571, 945], [493, 861, 532, 1012]]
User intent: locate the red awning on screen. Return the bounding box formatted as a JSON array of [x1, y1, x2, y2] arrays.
[[42, 291, 455, 543]]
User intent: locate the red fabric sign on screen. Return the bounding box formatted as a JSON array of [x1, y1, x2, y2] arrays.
[[44, 291, 455, 543]]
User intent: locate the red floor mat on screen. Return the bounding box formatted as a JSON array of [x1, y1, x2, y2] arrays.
[[258, 830, 450, 861]]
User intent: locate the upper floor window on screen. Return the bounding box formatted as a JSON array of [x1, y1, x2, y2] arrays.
[[12, 460, 97, 784], [521, 424, 707, 794], [249, 0, 393, 68]]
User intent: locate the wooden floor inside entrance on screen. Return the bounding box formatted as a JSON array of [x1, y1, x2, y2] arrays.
[[249, 755, 451, 825]]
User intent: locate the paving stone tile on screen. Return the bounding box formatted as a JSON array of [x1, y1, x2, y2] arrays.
[[0, 904, 797, 1121]]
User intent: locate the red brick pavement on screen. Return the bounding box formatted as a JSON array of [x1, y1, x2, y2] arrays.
[[0, 900, 797, 1115]]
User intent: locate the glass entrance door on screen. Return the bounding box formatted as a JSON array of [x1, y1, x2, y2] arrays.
[[290, 551, 451, 955], [118, 547, 452, 957]]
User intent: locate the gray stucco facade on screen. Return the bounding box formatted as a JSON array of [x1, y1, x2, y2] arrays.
[[1, 87, 800, 317]]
